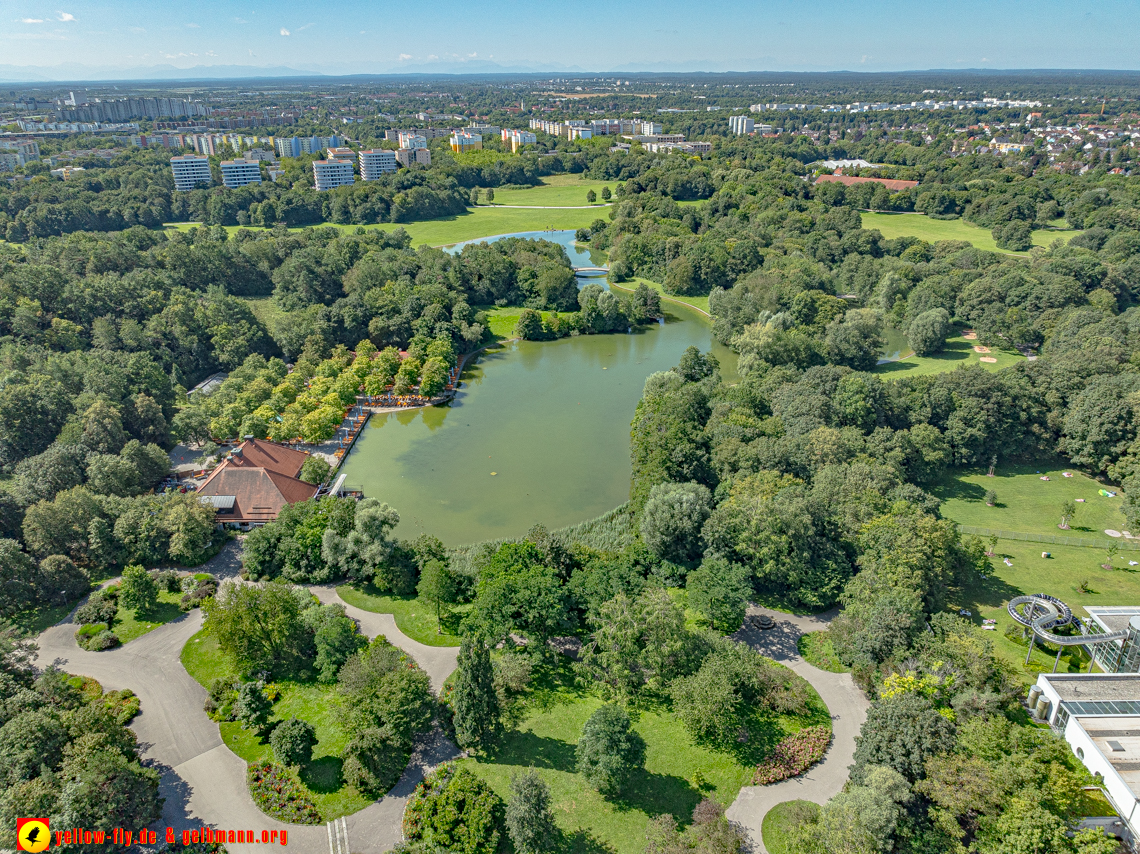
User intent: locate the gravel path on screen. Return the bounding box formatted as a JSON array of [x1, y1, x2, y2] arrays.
[[33, 574, 460, 854], [726, 606, 869, 853]]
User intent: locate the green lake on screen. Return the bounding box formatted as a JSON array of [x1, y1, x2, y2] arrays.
[[340, 300, 735, 545]]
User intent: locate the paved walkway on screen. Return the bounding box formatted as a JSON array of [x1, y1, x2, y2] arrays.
[[33, 580, 460, 854], [481, 203, 612, 209], [726, 606, 869, 854]]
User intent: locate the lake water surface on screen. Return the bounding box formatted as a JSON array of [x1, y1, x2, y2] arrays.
[[341, 239, 735, 544]]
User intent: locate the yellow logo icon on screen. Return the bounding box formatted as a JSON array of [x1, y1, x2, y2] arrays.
[[17, 818, 50, 852]]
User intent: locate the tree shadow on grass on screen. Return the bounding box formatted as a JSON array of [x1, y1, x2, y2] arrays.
[[954, 571, 1023, 614], [485, 729, 578, 771], [613, 768, 701, 824], [931, 475, 989, 503], [301, 756, 343, 794], [560, 829, 617, 854]]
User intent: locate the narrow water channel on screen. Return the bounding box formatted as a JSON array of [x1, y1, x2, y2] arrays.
[[340, 231, 736, 545]]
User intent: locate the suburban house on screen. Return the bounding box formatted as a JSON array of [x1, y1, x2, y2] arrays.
[[196, 438, 319, 528]]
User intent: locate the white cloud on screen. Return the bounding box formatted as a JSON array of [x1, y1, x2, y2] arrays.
[[296, 22, 314, 31], [248, 48, 257, 57], [427, 54, 438, 60], [128, 25, 145, 33], [280, 27, 290, 35], [56, 11, 75, 21], [234, 17, 249, 23], [186, 22, 199, 28], [206, 50, 217, 56], [398, 53, 412, 61], [20, 17, 44, 23]]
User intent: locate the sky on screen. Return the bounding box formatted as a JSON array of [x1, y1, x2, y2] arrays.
[[1, 0, 1138, 76]]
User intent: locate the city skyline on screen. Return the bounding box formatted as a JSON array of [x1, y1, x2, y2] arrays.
[[1, 0, 1138, 80]]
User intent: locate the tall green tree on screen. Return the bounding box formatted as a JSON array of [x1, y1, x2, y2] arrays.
[[452, 638, 501, 752]]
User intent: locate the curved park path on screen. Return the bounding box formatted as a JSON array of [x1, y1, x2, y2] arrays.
[[32, 559, 459, 854], [727, 605, 869, 854]]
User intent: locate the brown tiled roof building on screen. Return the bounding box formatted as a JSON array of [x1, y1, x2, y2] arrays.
[[197, 438, 318, 525]]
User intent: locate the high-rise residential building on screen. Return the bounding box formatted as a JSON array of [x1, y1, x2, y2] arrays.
[[395, 148, 431, 168], [312, 159, 355, 191], [170, 155, 212, 191], [450, 132, 482, 153], [501, 129, 537, 152], [359, 149, 397, 179], [327, 146, 355, 164], [398, 132, 427, 150], [729, 115, 755, 135], [275, 137, 302, 158], [219, 159, 262, 188], [639, 121, 664, 135]]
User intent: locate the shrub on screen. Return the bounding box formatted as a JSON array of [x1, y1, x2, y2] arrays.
[[152, 569, 182, 593], [271, 717, 317, 766], [75, 622, 121, 650], [75, 595, 118, 625], [104, 688, 141, 724], [342, 727, 408, 797], [120, 563, 158, 614], [752, 725, 832, 784], [575, 704, 646, 798], [907, 308, 951, 356], [205, 677, 240, 720], [403, 763, 504, 854], [247, 762, 321, 824], [234, 681, 273, 733]]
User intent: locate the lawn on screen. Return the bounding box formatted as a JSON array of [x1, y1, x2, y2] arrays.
[[240, 296, 288, 330], [933, 462, 1129, 541], [860, 212, 1081, 255], [762, 800, 819, 854], [611, 277, 710, 316], [165, 205, 598, 249], [477, 306, 578, 340], [480, 174, 616, 208], [336, 585, 467, 647], [936, 463, 1140, 683], [181, 627, 371, 820], [458, 660, 829, 854], [113, 589, 185, 644], [874, 333, 1024, 378]]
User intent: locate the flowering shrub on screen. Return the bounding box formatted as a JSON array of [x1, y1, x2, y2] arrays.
[[751, 725, 832, 785], [104, 688, 141, 724], [247, 762, 321, 824]]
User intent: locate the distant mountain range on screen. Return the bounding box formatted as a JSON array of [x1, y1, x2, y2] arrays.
[[2, 61, 1138, 85]]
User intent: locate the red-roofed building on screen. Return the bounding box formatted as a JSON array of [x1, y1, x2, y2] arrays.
[[814, 174, 919, 192], [197, 438, 319, 527]]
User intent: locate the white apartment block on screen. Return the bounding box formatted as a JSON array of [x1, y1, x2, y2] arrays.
[[170, 155, 212, 191], [398, 132, 428, 150], [219, 159, 262, 188], [396, 148, 431, 167], [729, 115, 755, 135], [359, 149, 397, 179], [312, 159, 355, 191], [327, 147, 356, 164]]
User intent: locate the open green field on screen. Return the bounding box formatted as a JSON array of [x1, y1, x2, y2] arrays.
[[459, 660, 829, 854], [336, 585, 468, 647], [481, 174, 616, 208], [874, 333, 1024, 378], [181, 627, 370, 820], [113, 589, 185, 644], [611, 277, 711, 316], [936, 463, 1140, 682], [934, 462, 1128, 540], [166, 205, 598, 249], [860, 212, 1081, 255]]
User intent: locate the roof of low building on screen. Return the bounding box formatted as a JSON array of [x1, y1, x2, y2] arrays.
[[226, 437, 308, 480], [1042, 673, 1140, 704], [197, 465, 317, 524]]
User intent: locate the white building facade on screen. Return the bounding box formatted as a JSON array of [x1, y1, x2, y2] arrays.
[[359, 149, 397, 179], [170, 155, 212, 191], [312, 159, 355, 191], [219, 159, 262, 188]]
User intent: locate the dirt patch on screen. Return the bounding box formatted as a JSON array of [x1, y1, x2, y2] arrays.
[[979, 356, 997, 363], [973, 345, 991, 353], [962, 330, 978, 340]]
